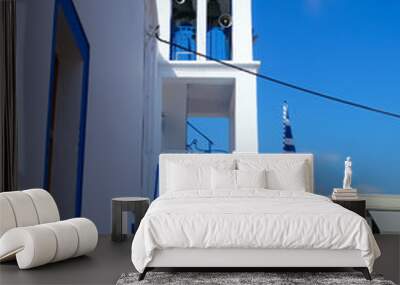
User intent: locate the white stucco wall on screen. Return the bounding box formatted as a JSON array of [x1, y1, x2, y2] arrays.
[[232, 0, 253, 61], [229, 87, 236, 152], [162, 81, 188, 152], [142, 0, 160, 200], [156, 0, 171, 61], [196, 0, 207, 61], [16, 0, 159, 233], [234, 73, 258, 152]]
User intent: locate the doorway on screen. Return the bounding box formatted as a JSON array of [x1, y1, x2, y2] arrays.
[[161, 79, 234, 153], [44, 0, 89, 218]]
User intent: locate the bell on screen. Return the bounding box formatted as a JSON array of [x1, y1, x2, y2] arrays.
[[218, 14, 232, 28]]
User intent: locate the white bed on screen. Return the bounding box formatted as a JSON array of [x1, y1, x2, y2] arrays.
[[131, 153, 380, 280]]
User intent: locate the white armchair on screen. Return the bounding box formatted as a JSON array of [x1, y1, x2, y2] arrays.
[[0, 189, 98, 269]]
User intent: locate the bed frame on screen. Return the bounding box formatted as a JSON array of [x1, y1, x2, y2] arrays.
[[139, 154, 371, 280]]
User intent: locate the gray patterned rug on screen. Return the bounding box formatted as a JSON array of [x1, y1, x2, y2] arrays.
[[116, 272, 396, 285]]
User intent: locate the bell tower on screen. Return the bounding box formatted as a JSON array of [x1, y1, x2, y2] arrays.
[[156, 0, 260, 153]]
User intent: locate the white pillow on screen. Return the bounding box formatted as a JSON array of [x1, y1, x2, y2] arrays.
[[266, 167, 307, 191], [236, 169, 267, 189], [167, 163, 210, 191], [167, 160, 235, 191], [211, 169, 268, 190], [237, 159, 308, 191], [211, 168, 236, 190]]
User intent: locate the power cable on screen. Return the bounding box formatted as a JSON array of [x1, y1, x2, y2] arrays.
[[152, 28, 400, 120]]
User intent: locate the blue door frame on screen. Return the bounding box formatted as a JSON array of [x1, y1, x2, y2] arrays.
[[44, 0, 90, 217]]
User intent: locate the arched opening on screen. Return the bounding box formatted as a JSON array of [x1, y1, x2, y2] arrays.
[[170, 0, 197, 60], [207, 0, 232, 60]]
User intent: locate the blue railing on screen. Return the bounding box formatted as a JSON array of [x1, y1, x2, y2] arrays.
[[186, 121, 228, 154], [186, 121, 214, 153]]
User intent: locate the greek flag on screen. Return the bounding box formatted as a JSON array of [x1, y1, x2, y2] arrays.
[[283, 101, 296, 152]]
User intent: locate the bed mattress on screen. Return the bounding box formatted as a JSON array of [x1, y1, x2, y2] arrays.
[[131, 189, 380, 273]]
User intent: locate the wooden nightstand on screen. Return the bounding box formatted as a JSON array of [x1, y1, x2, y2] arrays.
[[332, 199, 366, 218]]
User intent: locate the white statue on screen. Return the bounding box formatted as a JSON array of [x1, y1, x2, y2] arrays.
[[343, 156, 352, 189]]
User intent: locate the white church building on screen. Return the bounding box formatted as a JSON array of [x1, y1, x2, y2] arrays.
[[155, 0, 260, 154]]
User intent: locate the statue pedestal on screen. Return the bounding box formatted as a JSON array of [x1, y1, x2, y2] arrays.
[[332, 188, 359, 200], [333, 188, 358, 192]]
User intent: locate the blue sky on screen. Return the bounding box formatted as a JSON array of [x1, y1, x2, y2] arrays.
[[188, 0, 400, 195]]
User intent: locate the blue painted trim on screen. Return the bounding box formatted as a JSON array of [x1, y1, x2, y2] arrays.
[[44, 0, 90, 217], [153, 164, 159, 200]]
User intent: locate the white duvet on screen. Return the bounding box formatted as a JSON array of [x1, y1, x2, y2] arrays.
[[131, 190, 380, 273]]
